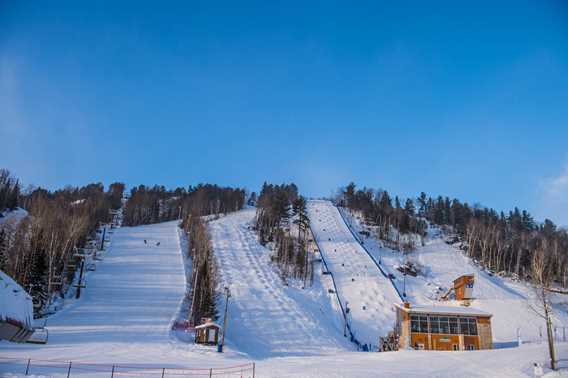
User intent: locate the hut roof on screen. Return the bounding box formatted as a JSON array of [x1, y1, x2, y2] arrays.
[[195, 321, 221, 330]]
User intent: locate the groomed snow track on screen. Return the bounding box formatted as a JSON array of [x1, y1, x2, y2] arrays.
[[209, 208, 352, 358], [307, 200, 402, 348]]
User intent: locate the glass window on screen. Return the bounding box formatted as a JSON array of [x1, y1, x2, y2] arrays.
[[439, 317, 450, 334], [449, 317, 459, 334], [468, 318, 478, 336], [411, 315, 420, 333], [459, 317, 470, 335], [430, 316, 440, 334], [419, 316, 429, 333]]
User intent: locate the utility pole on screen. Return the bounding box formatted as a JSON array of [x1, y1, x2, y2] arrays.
[[219, 286, 231, 353], [344, 301, 349, 338], [100, 227, 106, 251], [403, 271, 407, 299], [75, 259, 86, 299], [543, 288, 557, 370]]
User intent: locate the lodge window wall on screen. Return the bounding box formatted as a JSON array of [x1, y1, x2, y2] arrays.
[[410, 314, 478, 336]]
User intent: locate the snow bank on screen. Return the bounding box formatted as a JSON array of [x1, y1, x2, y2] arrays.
[[0, 270, 33, 328]]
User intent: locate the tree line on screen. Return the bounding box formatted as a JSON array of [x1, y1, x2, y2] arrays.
[[0, 170, 124, 311], [338, 183, 427, 251], [339, 182, 568, 287], [181, 214, 217, 325], [123, 184, 245, 226], [255, 182, 311, 283], [0, 169, 20, 212]]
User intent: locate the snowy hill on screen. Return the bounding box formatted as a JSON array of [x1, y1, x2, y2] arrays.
[[0, 221, 252, 374], [208, 208, 352, 358], [306, 200, 401, 348], [2, 217, 568, 377]]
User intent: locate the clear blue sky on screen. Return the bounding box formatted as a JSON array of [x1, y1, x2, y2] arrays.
[[1, 1, 567, 224]]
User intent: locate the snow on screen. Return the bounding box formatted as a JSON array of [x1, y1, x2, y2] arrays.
[[2, 212, 568, 377], [208, 208, 352, 358], [195, 321, 221, 330], [0, 270, 33, 328], [0, 220, 251, 375], [306, 200, 401, 348], [339, 207, 568, 344]]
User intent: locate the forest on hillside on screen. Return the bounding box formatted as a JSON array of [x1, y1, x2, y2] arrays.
[[123, 184, 245, 226], [338, 182, 568, 287], [255, 182, 311, 284], [0, 169, 124, 311], [0, 169, 246, 317]]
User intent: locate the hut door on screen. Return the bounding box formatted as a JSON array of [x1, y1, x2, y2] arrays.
[[208, 329, 216, 343]]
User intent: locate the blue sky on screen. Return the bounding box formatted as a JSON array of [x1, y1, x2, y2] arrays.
[[1, 1, 567, 224]]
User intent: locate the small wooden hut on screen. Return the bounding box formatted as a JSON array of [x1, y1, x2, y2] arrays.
[[194, 318, 221, 345], [440, 274, 475, 302]]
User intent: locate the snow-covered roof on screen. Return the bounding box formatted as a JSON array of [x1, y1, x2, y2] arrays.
[[395, 303, 492, 317], [195, 321, 221, 330], [0, 270, 34, 328]]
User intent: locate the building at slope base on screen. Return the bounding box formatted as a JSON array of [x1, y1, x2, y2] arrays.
[[395, 303, 492, 351], [0, 270, 34, 343]]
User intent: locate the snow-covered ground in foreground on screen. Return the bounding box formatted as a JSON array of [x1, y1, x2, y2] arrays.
[[339, 207, 568, 344], [306, 200, 401, 348], [209, 208, 352, 358]]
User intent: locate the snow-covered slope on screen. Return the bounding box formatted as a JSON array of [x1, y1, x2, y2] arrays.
[[340, 208, 568, 344], [306, 200, 401, 348], [209, 208, 352, 358], [0, 221, 248, 370]]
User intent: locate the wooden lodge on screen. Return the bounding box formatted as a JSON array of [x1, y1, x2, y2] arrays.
[[194, 318, 221, 346], [395, 303, 492, 351]]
